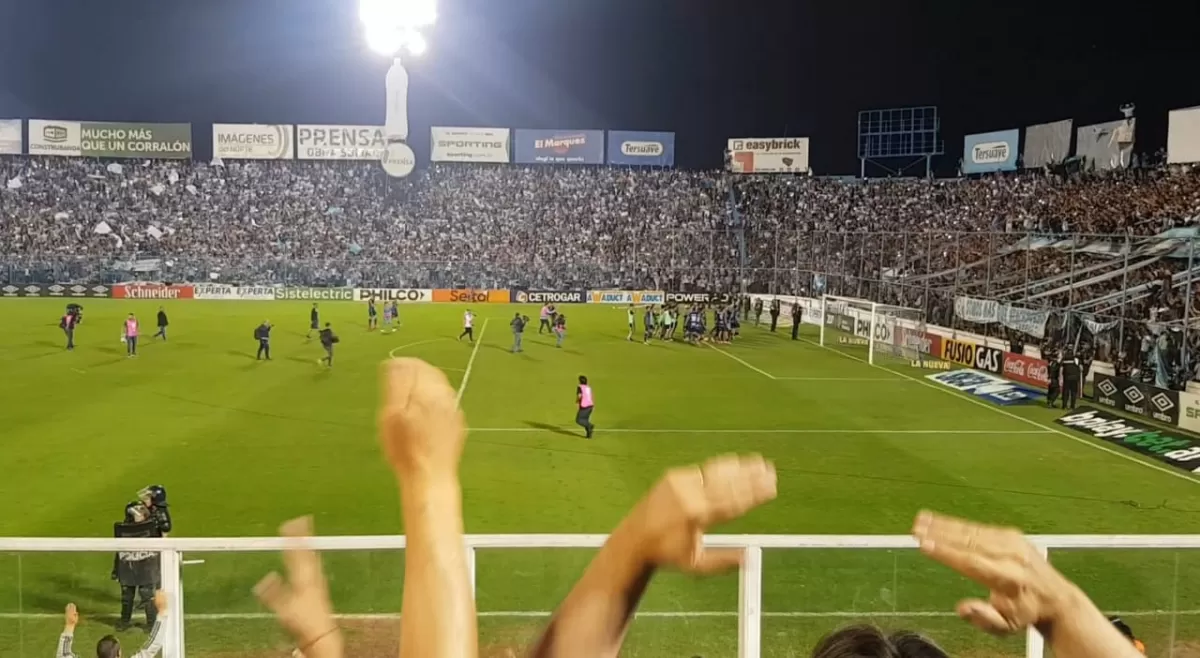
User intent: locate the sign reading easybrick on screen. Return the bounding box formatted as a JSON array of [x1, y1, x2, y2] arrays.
[[727, 137, 809, 174], [606, 131, 676, 167], [29, 120, 192, 159], [514, 129, 604, 165], [296, 125, 390, 160], [430, 127, 510, 163], [213, 124, 294, 160], [0, 119, 21, 155], [961, 129, 1019, 173], [1056, 408, 1200, 475]]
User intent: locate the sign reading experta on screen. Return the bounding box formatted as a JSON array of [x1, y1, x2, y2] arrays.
[[727, 137, 809, 174], [29, 120, 192, 159]]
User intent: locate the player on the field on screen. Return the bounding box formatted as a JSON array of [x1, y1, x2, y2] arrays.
[[153, 306, 168, 341], [318, 322, 338, 367], [575, 375, 595, 439], [625, 305, 636, 342], [60, 309, 78, 351], [306, 303, 319, 341], [642, 306, 656, 344], [554, 313, 567, 348], [124, 313, 140, 357], [368, 299, 378, 331], [458, 309, 475, 342], [382, 301, 397, 333]]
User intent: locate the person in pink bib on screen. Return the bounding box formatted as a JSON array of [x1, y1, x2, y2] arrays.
[[575, 375, 595, 439], [124, 313, 140, 357]]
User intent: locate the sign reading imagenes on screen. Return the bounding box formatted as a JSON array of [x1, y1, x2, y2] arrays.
[[961, 129, 1019, 173], [28, 120, 191, 159], [213, 124, 294, 159]]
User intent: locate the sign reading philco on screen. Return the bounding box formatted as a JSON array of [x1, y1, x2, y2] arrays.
[[0, 283, 110, 298], [213, 124, 294, 160], [296, 125, 390, 160], [29, 120, 192, 159], [112, 284, 195, 299], [1056, 407, 1200, 475], [514, 129, 604, 165], [727, 137, 810, 174], [274, 287, 356, 301], [430, 127, 510, 163], [353, 288, 431, 302], [606, 130, 676, 167]]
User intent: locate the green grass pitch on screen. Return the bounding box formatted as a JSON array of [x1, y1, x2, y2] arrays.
[[1, 299, 1199, 657]]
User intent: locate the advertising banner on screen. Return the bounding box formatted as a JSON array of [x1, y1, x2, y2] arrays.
[[1093, 373, 1180, 425], [853, 316, 893, 344], [896, 327, 941, 357], [1076, 119, 1135, 171], [606, 130, 676, 167], [212, 124, 294, 160], [296, 125, 391, 160], [430, 127, 510, 163], [274, 287, 355, 301], [1023, 119, 1072, 168], [512, 290, 586, 304], [940, 338, 1004, 373], [0, 283, 111, 298], [29, 120, 192, 159], [1167, 106, 1200, 165], [514, 129, 604, 165], [193, 284, 279, 301], [587, 290, 665, 305], [0, 119, 21, 155], [1057, 408, 1200, 474], [961, 129, 1019, 173], [112, 284, 195, 300], [1177, 391, 1200, 434], [1002, 353, 1050, 388], [665, 292, 732, 305], [432, 289, 511, 303], [727, 137, 809, 174], [353, 288, 431, 303], [926, 370, 1042, 406]]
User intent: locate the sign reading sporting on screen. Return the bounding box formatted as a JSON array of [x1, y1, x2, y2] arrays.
[[1056, 408, 1200, 475], [606, 131, 676, 167], [29, 120, 192, 159], [961, 129, 1019, 174], [430, 127, 510, 163], [727, 137, 809, 174], [514, 129, 604, 165], [296, 125, 391, 160], [0, 119, 21, 155], [213, 124, 294, 160]]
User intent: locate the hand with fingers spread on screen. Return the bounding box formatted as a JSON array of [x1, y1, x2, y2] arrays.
[[253, 516, 343, 658], [913, 510, 1144, 658], [378, 357, 466, 483], [530, 454, 777, 658], [64, 602, 78, 633]]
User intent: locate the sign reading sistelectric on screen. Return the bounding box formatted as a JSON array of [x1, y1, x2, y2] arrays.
[[430, 127, 510, 163], [213, 124, 294, 160], [274, 287, 355, 301], [29, 120, 192, 159], [727, 137, 809, 174], [296, 125, 390, 160]]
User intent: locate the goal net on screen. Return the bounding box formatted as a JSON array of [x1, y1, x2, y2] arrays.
[[818, 294, 927, 366]]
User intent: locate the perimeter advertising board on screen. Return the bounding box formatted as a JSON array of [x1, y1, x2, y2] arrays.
[[961, 129, 1019, 173], [514, 130, 604, 165], [727, 137, 809, 174], [212, 124, 294, 160], [296, 125, 389, 160], [430, 127, 510, 163], [606, 131, 676, 167], [29, 120, 192, 159]]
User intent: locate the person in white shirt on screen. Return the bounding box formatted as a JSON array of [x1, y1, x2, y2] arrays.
[[457, 310, 475, 343], [57, 593, 168, 658]]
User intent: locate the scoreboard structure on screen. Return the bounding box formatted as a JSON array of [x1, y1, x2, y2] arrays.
[[857, 106, 944, 178]]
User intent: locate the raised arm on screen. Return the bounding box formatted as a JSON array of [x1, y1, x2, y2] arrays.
[[55, 603, 79, 658], [378, 358, 477, 658], [254, 518, 343, 658], [530, 454, 776, 658]]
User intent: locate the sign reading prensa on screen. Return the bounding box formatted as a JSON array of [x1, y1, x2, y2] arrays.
[[30, 120, 192, 159], [1057, 408, 1200, 474], [213, 124, 294, 160], [514, 129, 604, 165], [727, 137, 809, 174], [296, 125, 390, 160], [430, 127, 510, 163]]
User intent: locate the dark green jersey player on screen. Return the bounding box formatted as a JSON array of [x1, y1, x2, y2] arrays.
[[307, 303, 320, 340]]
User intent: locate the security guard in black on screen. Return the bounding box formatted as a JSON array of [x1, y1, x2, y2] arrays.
[[255, 321, 272, 360], [1061, 356, 1082, 410]]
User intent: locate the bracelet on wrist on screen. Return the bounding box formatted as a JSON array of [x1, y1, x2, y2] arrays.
[[296, 627, 340, 655]]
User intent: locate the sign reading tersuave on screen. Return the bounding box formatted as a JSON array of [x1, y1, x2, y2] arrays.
[[727, 137, 809, 174], [29, 120, 192, 159], [961, 129, 1019, 174], [606, 131, 676, 167], [514, 129, 604, 165], [212, 124, 294, 160], [430, 127, 510, 163]]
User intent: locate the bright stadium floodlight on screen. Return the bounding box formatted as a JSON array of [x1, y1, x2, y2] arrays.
[[360, 0, 437, 57]]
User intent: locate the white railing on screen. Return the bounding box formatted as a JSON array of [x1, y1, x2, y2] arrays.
[[3, 534, 1199, 658]]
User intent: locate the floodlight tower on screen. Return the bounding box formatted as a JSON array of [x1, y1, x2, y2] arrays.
[[359, 0, 437, 177]]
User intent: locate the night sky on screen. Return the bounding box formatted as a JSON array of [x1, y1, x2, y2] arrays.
[[0, 0, 1197, 174]]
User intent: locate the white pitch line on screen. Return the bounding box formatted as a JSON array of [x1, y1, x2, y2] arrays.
[[796, 337, 1200, 484], [3, 608, 1197, 620], [774, 376, 905, 381], [457, 319, 488, 406], [468, 427, 1052, 435], [706, 342, 776, 379], [387, 338, 446, 360]]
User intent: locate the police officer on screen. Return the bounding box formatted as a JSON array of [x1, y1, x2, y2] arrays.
[[1046, 353, 1062, 408], [1062, 353, 1082, 410], [769, 298, 781, 332], [255, 320, 272, 360], [112, 502, 160, 630], [790, 303, 802, 340], [138, 484, 172, 536]]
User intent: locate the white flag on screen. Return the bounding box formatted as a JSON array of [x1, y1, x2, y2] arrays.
[[150, 183, 166, 196], [106, 163, 124, 175], [147, 226, 164, 240], [93, 221, 113, 235]]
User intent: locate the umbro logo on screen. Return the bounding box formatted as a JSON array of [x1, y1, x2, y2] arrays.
[[1124, 387, 1145, 404], [1152, 393, 1175, 412], [1097, 379, 1118, 397]]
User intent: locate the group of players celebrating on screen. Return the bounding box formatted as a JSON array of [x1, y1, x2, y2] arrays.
[[626, 302, 741, 345]]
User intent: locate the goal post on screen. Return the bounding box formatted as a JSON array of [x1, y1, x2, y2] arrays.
[[819, 294, 927, 366]]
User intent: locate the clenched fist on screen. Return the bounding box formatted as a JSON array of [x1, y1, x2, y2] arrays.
[[627, 453, 777, 573], [378, 358, 466, 482]]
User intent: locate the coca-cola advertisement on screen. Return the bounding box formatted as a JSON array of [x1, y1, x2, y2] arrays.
[[112, 284, 195, 300], [1003, 352, 1050, 388]]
